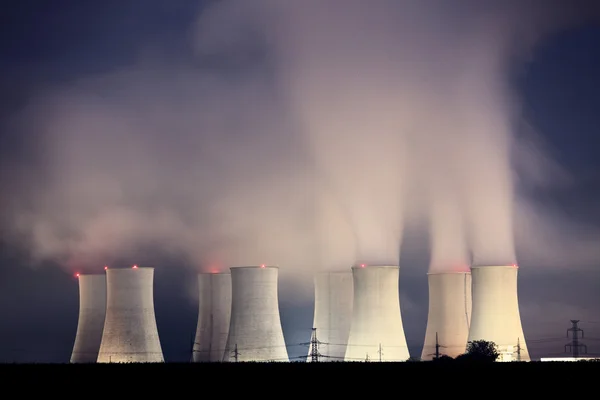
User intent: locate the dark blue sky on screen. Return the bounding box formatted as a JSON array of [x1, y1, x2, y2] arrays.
[[519, 24, 600, 224], [0, 1, 599, 363]]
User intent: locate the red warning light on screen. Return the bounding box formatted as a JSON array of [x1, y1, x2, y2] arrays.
[[360, 264, 366, 268], [260, 264, 266, 268], [104, 266, 108, 270], [75, 273, 80, 278], [132, 265, 138, 269]]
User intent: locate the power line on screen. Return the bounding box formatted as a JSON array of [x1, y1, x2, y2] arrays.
[[528, 338, 565, 343]]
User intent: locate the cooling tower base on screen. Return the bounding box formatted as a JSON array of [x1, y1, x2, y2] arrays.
[[467, 265, 530, 362], [345, 265, 410, 362], [193, 273, 232, 362], [96, 352, 165, 364], [308, 271, 353, 362], [70, 274, 107, 364], [97, 267, 164, 363], [223, 266, 289, 362], [421, 272, 472, 360]]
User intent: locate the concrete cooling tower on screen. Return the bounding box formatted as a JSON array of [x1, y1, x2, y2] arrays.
[[97, 267, 164, 363], [421, 272, 472, 360], [468, 265, 530, 362], [307, 271, 353, 362], [345, 265, 410, 362], [192, 272, 232, 362], [223, 266, 288, 362], [70, 274, 107, 363]]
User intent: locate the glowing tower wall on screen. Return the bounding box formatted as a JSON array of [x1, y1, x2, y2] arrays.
[[307, 271, 353, 362], [421, 272, 472, 360], [345, 265, 410, 362], [97, 267, 164, 363], [192, 272, 232, 362], [467, 265, 530, 361], [70, 274, 107, 363], [223, 266, 288, 362]]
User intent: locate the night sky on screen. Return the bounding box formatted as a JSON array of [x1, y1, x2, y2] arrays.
[[1, 1, 599, 363]]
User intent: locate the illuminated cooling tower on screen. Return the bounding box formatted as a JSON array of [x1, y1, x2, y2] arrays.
[[192, 272, 232, 362], [223, 266, 288, 362], [307, 271, 353, 362], [345, 265, 410, 362], [70, 274, 107, 363], [97, 267, 164, 363], [467, 265, 530, 361], [421, 272, 472, 360]]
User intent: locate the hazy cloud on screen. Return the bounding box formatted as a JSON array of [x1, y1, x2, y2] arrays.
[[1, 0, 599, 299]]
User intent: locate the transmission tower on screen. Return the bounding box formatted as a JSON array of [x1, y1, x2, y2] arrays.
[[231, 343, 240, 362], [378, 343, 383, 362], [429, 332, 445, 359], [516, 338, 521, 362], [309, 328, 323, 362], [565, 320, 587, 358]]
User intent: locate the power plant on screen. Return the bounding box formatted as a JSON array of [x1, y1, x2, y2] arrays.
[[307, 271, 353, 362], [70, 274, 107, 363], [223, 266, 288, 362], [61, 263, 536, 364], [97, 266, 164, 363], [192, 272, 232, 362], [421, 272, 472, 360], [345, 265, 410, 362], [467, 265, 530, 361]]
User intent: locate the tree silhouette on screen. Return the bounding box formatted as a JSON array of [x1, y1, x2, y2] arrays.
[[455, 340, 499, 362], [432, 354, 454, 363]]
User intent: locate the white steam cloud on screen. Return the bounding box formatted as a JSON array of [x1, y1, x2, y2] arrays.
[[1, 0, 600, 286]]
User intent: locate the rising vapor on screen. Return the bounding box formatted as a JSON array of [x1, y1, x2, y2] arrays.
[[3, 65, 320, 277], [232, 0, 600, 270], [1, 0, 599, 292]]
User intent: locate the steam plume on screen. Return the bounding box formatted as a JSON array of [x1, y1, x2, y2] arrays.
[[4, 65, 319, 276], [1, 0, 599, 284], [236, 0, 600, 270]]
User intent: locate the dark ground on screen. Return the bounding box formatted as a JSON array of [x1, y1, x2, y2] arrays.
[[1, 361, 597, 393]]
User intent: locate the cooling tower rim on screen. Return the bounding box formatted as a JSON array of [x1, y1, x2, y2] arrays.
[[315, 270, 352, 275], [229, 265, 279, 269], [105, 267, 154, 272], [351, 265, 398, 270], [470, 264, 519, 270], [427, 271, 471, 276], [198, 271, 231, 275]]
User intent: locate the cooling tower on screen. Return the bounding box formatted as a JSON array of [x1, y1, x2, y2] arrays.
[[345, 265, 410, 362], [96, 267, 164, 363], [70, 274, 107, 363], [192, 272, 232, 362], [307, 271, 353, 362], [468, 265, 530, 361], [223, 266, 288, 362], [421, 272, 472, 360]]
